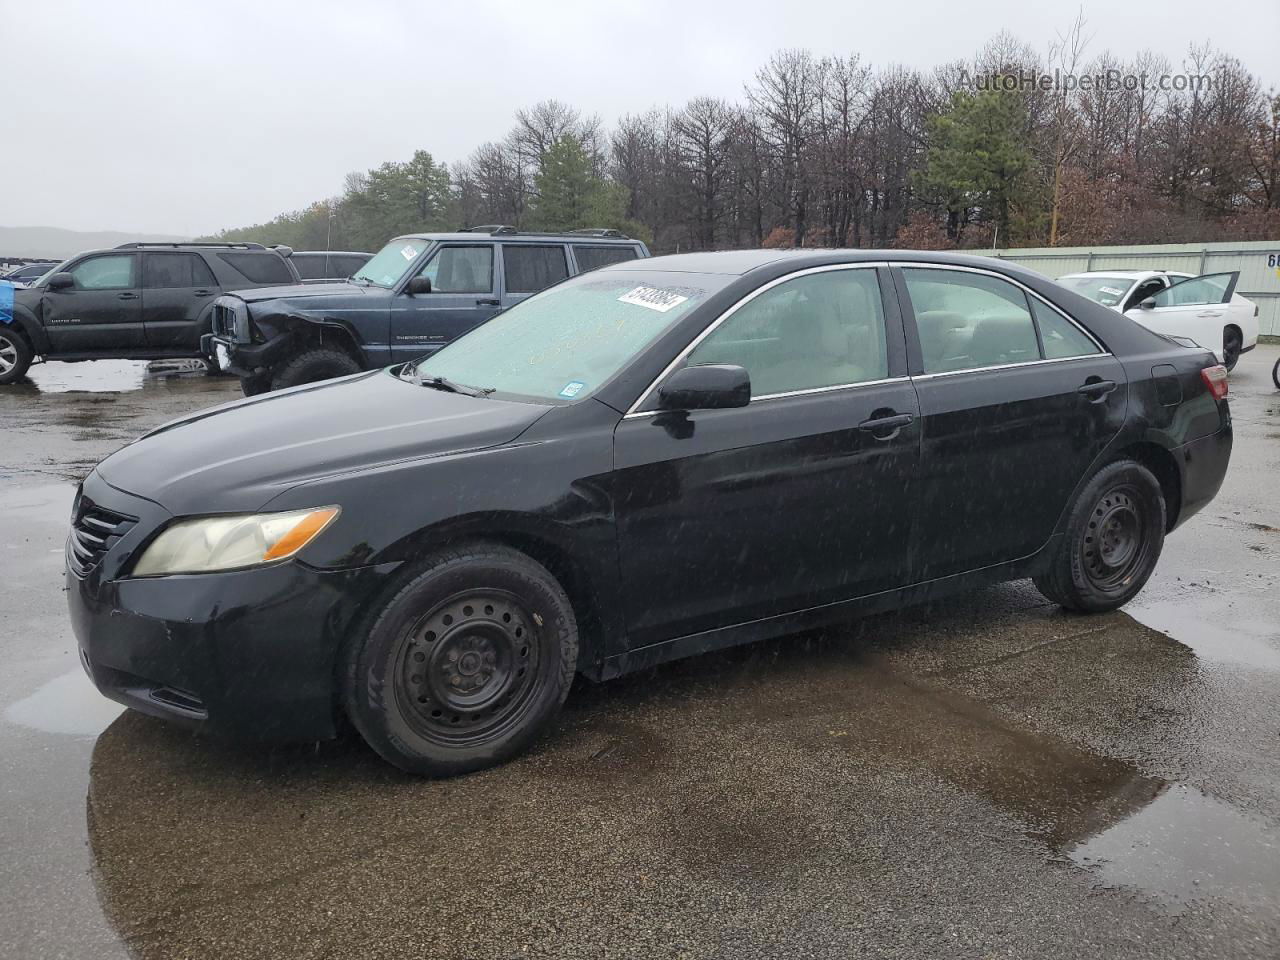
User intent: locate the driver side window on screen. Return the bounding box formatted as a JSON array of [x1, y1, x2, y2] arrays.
[[1153, 273, 1234, 307], [416, 245, 494, 294], [68, 255, 136, 290], [686, 268, 888, 398]]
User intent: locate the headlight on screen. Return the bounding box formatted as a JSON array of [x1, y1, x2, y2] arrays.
[[131, 506, 340, 577]]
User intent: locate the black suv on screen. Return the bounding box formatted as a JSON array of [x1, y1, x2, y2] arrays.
[[203, 227, 649, 394], [0, 242, 300, 385]]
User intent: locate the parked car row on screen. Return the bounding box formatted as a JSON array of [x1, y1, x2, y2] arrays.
[[67, 248, 1232, 776]]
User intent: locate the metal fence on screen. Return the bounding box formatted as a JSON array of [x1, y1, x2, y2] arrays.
[[992, 239, 1280, 338]]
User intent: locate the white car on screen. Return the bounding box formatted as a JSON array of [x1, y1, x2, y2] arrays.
[[1057, 269, 1258, 370]]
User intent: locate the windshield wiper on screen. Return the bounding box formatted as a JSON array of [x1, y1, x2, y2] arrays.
[[419, 375, 495, 398]]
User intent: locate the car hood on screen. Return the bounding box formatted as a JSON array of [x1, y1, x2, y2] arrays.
[[228, 280, 379, 303], [95, 369, 550, 515]]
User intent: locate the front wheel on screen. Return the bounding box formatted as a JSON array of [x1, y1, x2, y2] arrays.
[[1272, 356, 1280, 391], [269, 346, 361, 391], [0, 328, 33, 385], [1034, 459, 1166, 613], [342, 544, 578, 776]]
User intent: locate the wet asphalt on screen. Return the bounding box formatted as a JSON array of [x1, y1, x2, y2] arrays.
[[1, 348, 1278, 959]]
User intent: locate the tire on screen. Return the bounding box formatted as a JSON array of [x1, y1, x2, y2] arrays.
[[269, 346, 361, 391], [1272, 356, 1280, 391], [1222, 326, 1242, 372], [239, 373, 271, 397], [341, 544, 578, 776], [1034, 459, 1165, 613], [0, 327, 33, 385]]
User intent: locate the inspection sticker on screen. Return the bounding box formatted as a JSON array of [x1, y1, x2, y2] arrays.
[[401, 244, 419, 261], [617, 285, 689, 313], [559, 381, 586, 398]]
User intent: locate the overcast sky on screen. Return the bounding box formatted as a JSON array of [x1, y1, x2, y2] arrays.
[[5, 0, 1278, 237]]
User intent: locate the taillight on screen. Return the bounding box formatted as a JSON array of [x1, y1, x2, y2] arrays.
[[1200, 364, 1229, 400]]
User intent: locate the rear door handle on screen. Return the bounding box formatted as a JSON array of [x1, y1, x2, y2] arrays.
[[1196, 310, 1224, 318], [476, 298, 500, 307], [858, 412, 914, 439], [193, 289, 214, 297], [117, 292, 138, 300], [1077, 379, 1117, 401]]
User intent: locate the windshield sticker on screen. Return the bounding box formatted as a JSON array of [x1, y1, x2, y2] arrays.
[[559, 381, 585, 398], [617, 286, 690, 313], [400, 245, 419, 261], [1099, 285, 1124, 297]]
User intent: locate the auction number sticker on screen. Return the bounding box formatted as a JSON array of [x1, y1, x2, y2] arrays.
[[617, 286, 689, 313]]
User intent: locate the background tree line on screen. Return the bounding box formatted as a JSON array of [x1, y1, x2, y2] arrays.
[[206, 25, 1280, 254]]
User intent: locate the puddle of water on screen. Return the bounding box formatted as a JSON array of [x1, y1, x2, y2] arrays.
[[1069, 784, 1280, 907], [1126, 603, 1280, 671], [5, 669, 124, 737]]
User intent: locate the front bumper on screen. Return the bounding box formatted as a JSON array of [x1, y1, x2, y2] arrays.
[[66, 473, 399, 741], [199, 332, 294, 379]]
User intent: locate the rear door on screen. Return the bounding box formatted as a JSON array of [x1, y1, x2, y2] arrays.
[[389, 243, 497, 362], [141, 252, 218, 350], [41, 253, 143, 352], [612, 264, 920, 648], [895, 265, 1126, 581], [499, 244, 570, 309], [1123, 272, 1238, 358]]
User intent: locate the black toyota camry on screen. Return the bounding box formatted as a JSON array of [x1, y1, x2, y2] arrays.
[[67, 250, 1232, 776]]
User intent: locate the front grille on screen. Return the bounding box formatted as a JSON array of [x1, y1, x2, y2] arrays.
[[211, 302, 233, 337], [67, 500, 136, 576]]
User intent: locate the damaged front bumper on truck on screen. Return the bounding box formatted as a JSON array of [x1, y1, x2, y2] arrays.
[[200, 295, 297, 378]]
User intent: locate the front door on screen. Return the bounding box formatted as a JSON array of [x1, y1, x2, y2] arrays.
[[389, 243, 498, 362], [142, 252, 219, 350], [612, 265, 919, 649], [42, 253, 143, 352], [896, 265, 1127, 581], [1123, 271, 1239, 360]]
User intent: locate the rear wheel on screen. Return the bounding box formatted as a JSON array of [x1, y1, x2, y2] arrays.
[[342, 544, 578, 776], [1034, 459, 1165, 612], [1222, 326, 1242, 372], [269, 346, 361, 391], [0, 328, 33, 385]]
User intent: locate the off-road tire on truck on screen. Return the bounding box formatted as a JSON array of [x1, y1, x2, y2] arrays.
[[239, 373, 272, 397], [341, 543, 578, 777], [268, 346, 361, 391], [0, 327, 34, 385], [1034, 459, 1165, 613]]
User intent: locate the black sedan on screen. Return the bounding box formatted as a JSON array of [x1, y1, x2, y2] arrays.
[[67, 250, 1232, 775]]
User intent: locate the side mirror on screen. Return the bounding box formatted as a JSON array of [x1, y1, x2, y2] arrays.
[[46, 272, 74, 290], [1140, 296, 1157, 309], [657, 364, 751, 411], [406, 277, 433, 295]]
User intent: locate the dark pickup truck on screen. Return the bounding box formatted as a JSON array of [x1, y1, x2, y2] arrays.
[[203, 227, 649, 394]]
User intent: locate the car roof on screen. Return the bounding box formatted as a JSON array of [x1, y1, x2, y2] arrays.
[[394, 232, 643, 245], [1060, 270, 1160, 280], [291, 250, 371, 257], [597, 248, 1046, 276]]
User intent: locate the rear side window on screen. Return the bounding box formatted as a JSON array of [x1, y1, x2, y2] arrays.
[[572, 244, 639, 273], [68, 254, 135, 290], [504, 245, 569, 294], [290, 254, 327, 280], [217, 252, 294, 285], [1030, 299, 1101, 359], [143, 253, 216, 289], [903, 269, 1040, 373]]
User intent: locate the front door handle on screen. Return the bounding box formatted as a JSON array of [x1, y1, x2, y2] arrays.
[[1077, 379, 1117, 401], [193, 289, 214, 297], [859, 412, 914, 439], [476, 298, 500, 307], [117, 292, 139, 300]]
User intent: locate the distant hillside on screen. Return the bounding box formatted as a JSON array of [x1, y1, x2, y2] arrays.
[[0, 225, 190, 259]]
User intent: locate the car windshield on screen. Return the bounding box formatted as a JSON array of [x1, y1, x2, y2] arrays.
[[352, 238, 430, 288], [406, 270, 727, 400], [1057, 275, 1134, 308]]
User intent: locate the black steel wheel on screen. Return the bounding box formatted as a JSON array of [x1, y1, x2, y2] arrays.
[[1034, 459, 1165, 613], [394, 590, 541, 747], [342, 543, 577, 776], [1222, 327, 1242, 372]]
